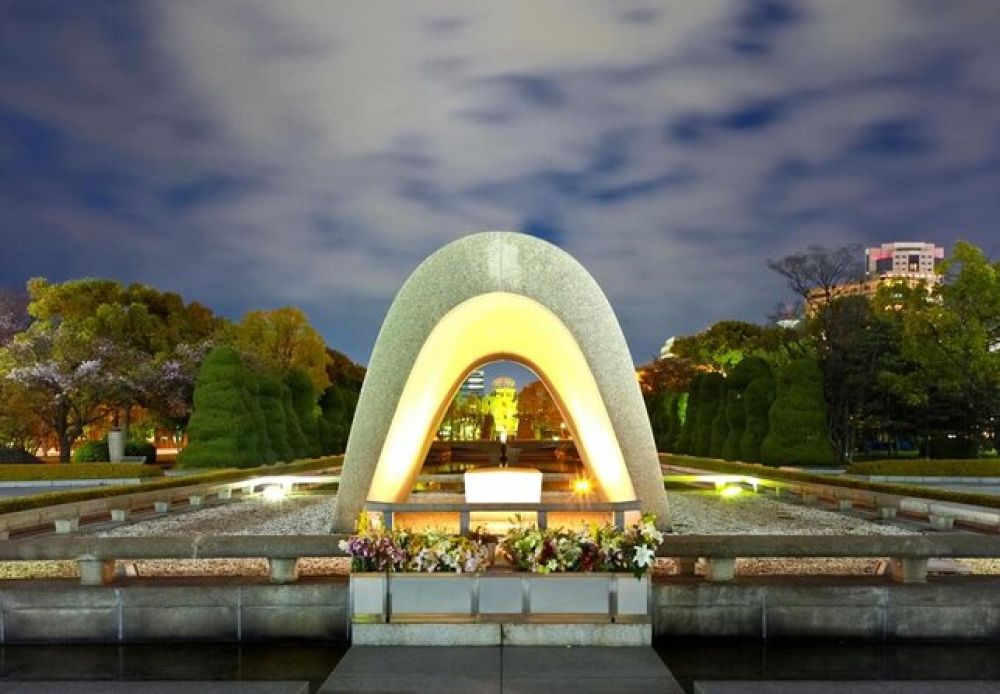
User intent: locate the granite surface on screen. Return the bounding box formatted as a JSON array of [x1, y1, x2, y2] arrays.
[[334, 231, 669, 531]]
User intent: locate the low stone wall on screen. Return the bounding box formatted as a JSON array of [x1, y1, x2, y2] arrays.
[[653, 578, 1000, 639], [0, 579, 348, 643], [4, 576, 1000, 643]]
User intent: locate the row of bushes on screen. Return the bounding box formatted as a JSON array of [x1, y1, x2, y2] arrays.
[[0, 456, 342, 515], [662, 453, 1000, 511], [73, 440, 158, 465], [649, 357, 834, 467], [0, 463, 165, 481], [847, 459, 1000, 477], [179, 347, 357, 468]]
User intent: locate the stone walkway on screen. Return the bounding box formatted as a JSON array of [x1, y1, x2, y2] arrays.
[[319, 646, 684, 693]]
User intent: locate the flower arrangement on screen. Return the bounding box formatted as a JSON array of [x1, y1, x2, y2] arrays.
[[340, 512, 663, 578], [338, 513, 491, 574], [500, 513, 663, 579]]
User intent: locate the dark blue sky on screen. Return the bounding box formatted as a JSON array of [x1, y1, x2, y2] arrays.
[[3, 1, 1000, 365]]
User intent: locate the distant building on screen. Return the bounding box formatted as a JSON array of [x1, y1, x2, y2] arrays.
[[659, 337, 677, 359], [807, 241, 944, 312], [866, 242, 944, 278], [482, 376, 519, 440], [460, 368, 486, 394]]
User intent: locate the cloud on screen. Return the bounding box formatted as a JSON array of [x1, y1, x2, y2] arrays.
[[849, 118, 935, 157], [3, 0, 1000, 364]]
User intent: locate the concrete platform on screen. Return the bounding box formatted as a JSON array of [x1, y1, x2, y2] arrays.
[[351, 621, 651, 646], [694, 683, 1000, 693], [319, 646, 683, 693], [0, 683, 308, 693]]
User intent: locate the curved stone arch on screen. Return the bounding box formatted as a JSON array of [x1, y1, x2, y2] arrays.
[[333, 231, 669, 531]]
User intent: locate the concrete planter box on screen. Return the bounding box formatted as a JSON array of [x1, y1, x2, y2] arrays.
[[350, 572, 649, 623]]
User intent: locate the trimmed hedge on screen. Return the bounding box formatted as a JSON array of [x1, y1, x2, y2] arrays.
[[0, 463, 164, 481], [847, 459, 1000, 477], [739, 362, 774, 463], [760, 358, 834, 467], [662, 453, 1000, 511], [73, 440, 158, 464], [0, 456, 342, 515], [179, 347, 266, 468], [694, 373, 725, 457]]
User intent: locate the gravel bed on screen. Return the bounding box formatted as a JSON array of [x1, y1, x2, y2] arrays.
[[3, 491, 999, 579]]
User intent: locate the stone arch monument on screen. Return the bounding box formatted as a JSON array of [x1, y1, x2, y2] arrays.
[[332, 231, 669, 531]]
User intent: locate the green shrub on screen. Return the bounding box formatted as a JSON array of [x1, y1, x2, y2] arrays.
[[669, 392, 688, 452], [246, 374, 277, 464], [319, 384, 358, 455], [0, 447, 40, 464], [923, 434, 980, 460], [0, 456, 341, 515], [74, 440, 108, 463], [709, 380, 729, 458], [178, 346, 265, 469], [694, 373, 724, 457], [74, 440, 157, 464], [847, 459, 1000, 476], [258, 375, 294, 462], [286, 369, 321, 457], [721, 357, 769, 461], [760, 358, 834, 467], [661, 392, 682, 453], [282, 377, 312, 459], [0, 463, 164, 481], [739, 362, 774, 463], [674, 375, 703, 455]]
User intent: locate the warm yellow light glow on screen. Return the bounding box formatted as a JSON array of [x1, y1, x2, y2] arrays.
[[464, 467, 543, 504], [720, 485, 743, 498], [573, 477, 592, 495], [262, 485, 287, 503], [368, 292, 636, 504]]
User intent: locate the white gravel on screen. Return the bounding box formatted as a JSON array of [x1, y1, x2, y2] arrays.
[[667, 490, 915, 536], [4, 490, 998, 579]]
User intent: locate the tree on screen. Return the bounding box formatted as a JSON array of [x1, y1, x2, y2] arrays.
[[0, 377, 47, 454], [740, 362, 775, 462], [767, 244, 864, 303], [21, 278, 223, 442], [318, 348, 364, 454], [519, 380, 563, 439], [671, 321, 797, 374], [722, 357, 769, 460], [694, 373, 725, 457], [0, 289, 30, 346], [892, 242, 1000, 456], [2, 320, 110, 462], [761, 358, 834, 466], [636, 357, 698, 396], [177, 347, 263, 468], [233, 308, 331, 392], [811, 295, 905, 462]]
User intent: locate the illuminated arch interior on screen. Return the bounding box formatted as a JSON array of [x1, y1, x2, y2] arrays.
[[368, 291, 637, 504]]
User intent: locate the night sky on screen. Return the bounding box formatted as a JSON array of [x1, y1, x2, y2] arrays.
[[3, 1, 1000, 366]]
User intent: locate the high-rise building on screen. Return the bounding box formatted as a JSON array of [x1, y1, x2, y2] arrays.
[[866, 242, 944, 279], [807, 241, 944, 311], [460, 368, 486, 395]]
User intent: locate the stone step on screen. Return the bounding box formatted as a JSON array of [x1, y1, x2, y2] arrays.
[[351, 621, 651, 646]]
